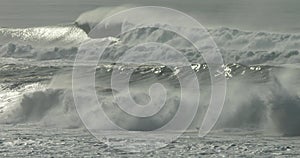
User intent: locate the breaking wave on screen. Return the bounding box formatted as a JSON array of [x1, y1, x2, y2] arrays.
[[0, 24, 88, 47], [0, 63, 299, 136]]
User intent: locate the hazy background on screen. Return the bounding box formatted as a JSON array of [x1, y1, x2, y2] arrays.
[[0, 0, 299, 33]]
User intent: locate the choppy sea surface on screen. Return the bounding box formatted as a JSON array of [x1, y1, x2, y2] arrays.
[[1, 124, 300, 157]]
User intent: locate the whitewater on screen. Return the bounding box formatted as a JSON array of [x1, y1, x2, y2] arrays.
[[0, 6, 300, 157]]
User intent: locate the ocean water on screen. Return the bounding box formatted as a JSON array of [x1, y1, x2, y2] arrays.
[[0, 3, 300, 157]]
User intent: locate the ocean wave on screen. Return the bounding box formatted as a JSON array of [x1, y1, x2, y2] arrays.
[[0, 24, 88, 47], [0, 63, 299, 135], [0, 25, 299, 65], [0, 6, 299, 65]]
